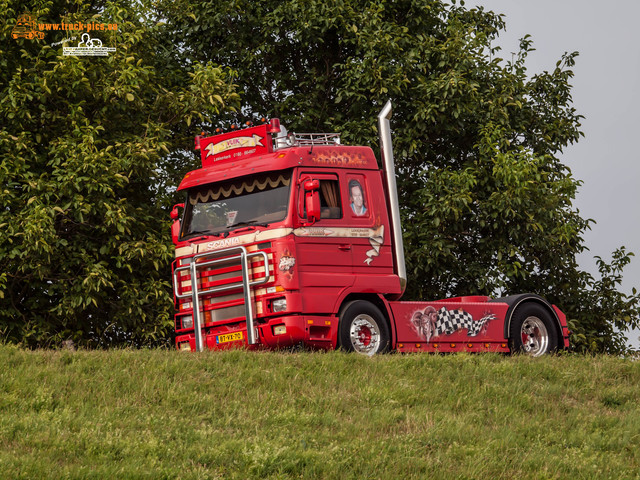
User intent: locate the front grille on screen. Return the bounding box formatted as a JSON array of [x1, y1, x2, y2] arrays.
[[173, 245, 271, 350]]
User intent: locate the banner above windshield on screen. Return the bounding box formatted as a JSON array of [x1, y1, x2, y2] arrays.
[[188, 173, 291, 205], [198, 123, 273, 166]]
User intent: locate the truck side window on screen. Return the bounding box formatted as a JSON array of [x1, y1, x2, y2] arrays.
[[319, 180, 342, 219], [299, 175, 342, 220], [348, 178, 368, 217]]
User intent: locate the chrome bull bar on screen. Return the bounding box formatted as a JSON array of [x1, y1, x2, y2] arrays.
[[173, 246, 270, 351]]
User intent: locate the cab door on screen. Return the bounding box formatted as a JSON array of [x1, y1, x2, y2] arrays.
[[294, 171, 354, 313]]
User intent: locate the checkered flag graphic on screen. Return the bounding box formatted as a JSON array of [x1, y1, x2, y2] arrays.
[[433, 307, 496, 337]]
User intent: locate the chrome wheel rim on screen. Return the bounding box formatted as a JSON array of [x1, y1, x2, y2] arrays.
[[521, 316, 549, 357], [349, 314, 380, 356]]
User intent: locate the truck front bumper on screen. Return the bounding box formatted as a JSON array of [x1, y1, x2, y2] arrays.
[[175, 314, 339, 352]]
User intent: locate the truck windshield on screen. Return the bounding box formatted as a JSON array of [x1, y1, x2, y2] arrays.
[[181, 171, 291, 238]]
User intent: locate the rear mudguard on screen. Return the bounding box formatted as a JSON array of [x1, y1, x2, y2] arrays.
[[491, 293, 565, 343]]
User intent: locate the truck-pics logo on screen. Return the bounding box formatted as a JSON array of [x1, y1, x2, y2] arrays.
[[12, 14, 44, 40], [12, 14, 118, 42], [63, 33, 116, 56]]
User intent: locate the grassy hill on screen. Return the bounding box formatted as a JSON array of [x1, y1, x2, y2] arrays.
[[1, 346, 639, 479]]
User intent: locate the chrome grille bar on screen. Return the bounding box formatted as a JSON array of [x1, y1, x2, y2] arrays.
[[173, 246, 270, 351]]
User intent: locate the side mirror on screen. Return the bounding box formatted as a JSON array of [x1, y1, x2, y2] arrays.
[[171, 203, 184, 221], [171, 203, 184, 244], [303, 180, 320, 225]]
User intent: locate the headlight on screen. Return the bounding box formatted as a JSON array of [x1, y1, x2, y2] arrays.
[[273, 325, 287, 336], [272, 298, 287, 312], [181, 315, 193, 329]]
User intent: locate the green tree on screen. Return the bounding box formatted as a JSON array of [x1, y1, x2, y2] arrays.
[[161, 0, 638, 353], [0, 0, 239, 347]]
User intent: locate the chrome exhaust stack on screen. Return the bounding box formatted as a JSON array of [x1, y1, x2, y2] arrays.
[[378, 101, 407, 297]]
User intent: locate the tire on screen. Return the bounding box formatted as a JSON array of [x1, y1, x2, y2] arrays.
[[338, 300, 390, 355], [509, 303, 558, 356]]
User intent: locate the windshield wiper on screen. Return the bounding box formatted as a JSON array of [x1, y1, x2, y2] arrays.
[[182, 230, 223, 240], [226, 220, 269, 230]]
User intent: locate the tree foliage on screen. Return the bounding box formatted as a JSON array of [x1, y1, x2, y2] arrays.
[[0, 0, 239, 347], [1, 0, 637, 352]]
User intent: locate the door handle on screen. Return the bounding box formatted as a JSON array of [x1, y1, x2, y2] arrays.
[[338, 244, 351, 251]]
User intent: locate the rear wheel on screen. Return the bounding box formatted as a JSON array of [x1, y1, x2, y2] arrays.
[[338, 300, 390, 356], [509, 303, 558, 356]]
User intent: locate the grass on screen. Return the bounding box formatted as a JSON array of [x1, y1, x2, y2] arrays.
[[1, 346, 639, 479]]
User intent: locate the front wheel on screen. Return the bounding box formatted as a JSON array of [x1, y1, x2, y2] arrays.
[[338, 300, 390, 356], [509, 303, 558, 356]]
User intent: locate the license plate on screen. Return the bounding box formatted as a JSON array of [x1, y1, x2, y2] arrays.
[[216, 331, 243, 345]]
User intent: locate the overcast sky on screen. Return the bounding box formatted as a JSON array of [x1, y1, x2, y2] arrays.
[[471, 1, 640, 348]]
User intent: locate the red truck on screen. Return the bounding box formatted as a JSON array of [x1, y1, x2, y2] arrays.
[[170, 102, 570, 356]]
